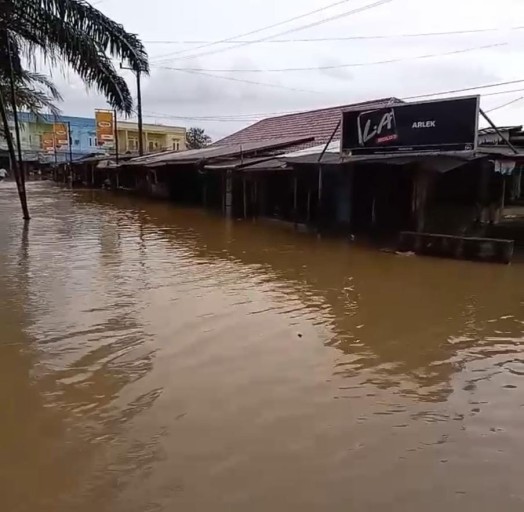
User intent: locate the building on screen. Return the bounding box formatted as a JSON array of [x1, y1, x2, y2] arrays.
[[116, 120, 186, 154], [0, 112, 186, 163], [65, 96, 524, 262], [215, 98, 403, 149], [0, 113, 102, 164]]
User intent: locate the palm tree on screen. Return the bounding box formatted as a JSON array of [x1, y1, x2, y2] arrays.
[[0, 68, 62, 219], [0, 0, 149, 219]]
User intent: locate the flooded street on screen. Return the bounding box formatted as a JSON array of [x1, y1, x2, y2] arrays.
[[2, 181, 524, 511]]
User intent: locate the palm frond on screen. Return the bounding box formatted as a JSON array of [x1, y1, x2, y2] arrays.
[[8, 84, 61, 117], [0, 0, 149, 114], [10, 0, 149, 73], [17, 69, 62, 101]]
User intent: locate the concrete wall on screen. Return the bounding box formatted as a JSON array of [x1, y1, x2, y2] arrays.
[[117, 121, 186, 154], [6, 113, 103, 163]]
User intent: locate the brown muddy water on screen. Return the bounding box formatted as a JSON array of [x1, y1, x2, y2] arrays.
[[1, 181, 524, 512]]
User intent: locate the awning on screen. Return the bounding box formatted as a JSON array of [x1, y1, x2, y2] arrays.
[[281, 139, 524, 173]]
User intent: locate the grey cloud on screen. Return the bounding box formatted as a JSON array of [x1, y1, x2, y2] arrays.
[[31, 0, 524, 140]]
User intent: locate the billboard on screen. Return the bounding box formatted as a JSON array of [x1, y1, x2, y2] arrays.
[[53, 123, 69, 149], [95, 110, 115, 148], [341, 96, 479, 155], [41, 131, 55, 153]]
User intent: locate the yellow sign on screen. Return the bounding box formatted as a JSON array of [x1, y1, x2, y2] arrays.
[[95, 110, 114, 148], [53, 123, 69, 149], [41, 131, 55, 153]]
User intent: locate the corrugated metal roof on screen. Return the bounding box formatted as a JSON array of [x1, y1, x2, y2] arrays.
[[123, 136, 314, 168], [281, 140, 340, 158], [238, 159, 287, 172], [214, 98, 403, 149], [280, 141, 524, 166], [478, 126, 522, 135], [204, 156, 278, 170], [478, 146, 524, 157], [285, 149, 524, 167]]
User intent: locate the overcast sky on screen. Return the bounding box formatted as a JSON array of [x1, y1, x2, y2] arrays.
[[46, 0, 524, 141]]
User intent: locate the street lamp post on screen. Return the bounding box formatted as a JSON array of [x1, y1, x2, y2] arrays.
[[120, 63, 144, 156]]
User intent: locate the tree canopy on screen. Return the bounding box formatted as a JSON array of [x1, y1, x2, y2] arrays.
[[186, 127, 212, 150]]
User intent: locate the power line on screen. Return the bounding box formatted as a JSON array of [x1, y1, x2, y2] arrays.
[[157, 43, 506, 73], [486, 96, 524, 113], [169, 67, 323, 94], [152, 0, 395, 64], [403, 78, 524, 100], [151, 0, 356, 61], [144, 25, 524, 45], [482, 87, 524, 98], [143, 108, 306, 121], [142, 113, 263, 123], [152, 43, 507, 99], [139, 81, 524, 124]]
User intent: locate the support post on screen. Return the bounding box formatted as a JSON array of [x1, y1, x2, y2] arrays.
[[221, 171, 225, 214], [253, 179, 258, 217], [225, 170, 233, 218], [293, 173, 298, 225], [411, 167, 433, 233], [317, 164, 323, 229], [243, 175, 247, 219], [315, 119, 340, 231], [477, 159, 491, 223], [202, 173, 208, 207], [259, 178, 267, 217], [307, 189, 312, 222], [502, 176, 506, 211]]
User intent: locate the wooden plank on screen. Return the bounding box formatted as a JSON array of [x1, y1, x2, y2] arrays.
[[398, 231, 514, 264]]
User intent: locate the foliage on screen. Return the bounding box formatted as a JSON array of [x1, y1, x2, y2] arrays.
[[186, 127, 212, 150], [0, 0, 149, 115], [0, 69, 62, 122]]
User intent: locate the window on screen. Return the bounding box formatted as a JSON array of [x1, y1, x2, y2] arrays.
[[128, 138, 138, 151], [74, 139, 80, 146], [172, 139, 180, 151], [89, 137, 97, 147]]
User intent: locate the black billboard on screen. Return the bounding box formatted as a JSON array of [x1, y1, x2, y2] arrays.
[[341, 96, 479, 155]]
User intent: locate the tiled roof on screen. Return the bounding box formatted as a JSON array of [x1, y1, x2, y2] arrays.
[[215, 98, 403, 148]]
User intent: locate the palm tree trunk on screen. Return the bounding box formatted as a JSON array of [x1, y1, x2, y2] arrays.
[[7, 35, 30, 220], [0, 87, 29, 220]]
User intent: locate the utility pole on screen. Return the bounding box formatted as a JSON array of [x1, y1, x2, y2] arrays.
[[67, 121, 73, 163], [120, 63, 144, 156], [53, 131, 57, 166], [136, 70, 143, 156], [113, 109, 119, 164]]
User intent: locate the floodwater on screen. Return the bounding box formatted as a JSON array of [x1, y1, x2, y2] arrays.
[[1, 182, 524, 512]]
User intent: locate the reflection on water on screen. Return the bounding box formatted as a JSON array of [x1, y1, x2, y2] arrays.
[[1, 182, 524, 511]]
